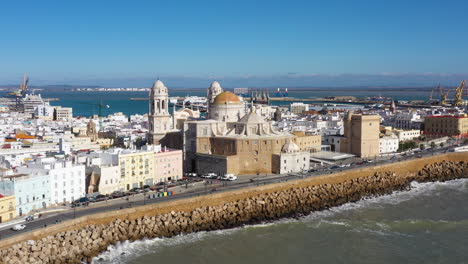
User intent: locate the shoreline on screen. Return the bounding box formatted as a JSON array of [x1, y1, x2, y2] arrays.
[[0, 152, 467, 263]]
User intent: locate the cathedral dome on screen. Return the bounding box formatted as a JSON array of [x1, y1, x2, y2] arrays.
[[281, 141, 300, 153], [213, 91, 241, 105]]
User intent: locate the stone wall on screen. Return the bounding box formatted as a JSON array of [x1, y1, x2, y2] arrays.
[[0, 153, 467, 264]]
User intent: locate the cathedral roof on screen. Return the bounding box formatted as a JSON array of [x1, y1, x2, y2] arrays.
[[213, 91, 241, 105], [238, 107, 266, 124]]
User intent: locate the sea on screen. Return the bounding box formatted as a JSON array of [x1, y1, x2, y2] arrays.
[[33, 88, 466, 263], [91, 179, 468, 264], [39, 87, 431, 117]]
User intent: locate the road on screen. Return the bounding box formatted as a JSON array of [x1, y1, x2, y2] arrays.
[[0, 144, 462, 241]]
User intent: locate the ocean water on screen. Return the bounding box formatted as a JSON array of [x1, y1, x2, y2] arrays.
[[92, 179, 468, 264], [39, 88, 431, 117]]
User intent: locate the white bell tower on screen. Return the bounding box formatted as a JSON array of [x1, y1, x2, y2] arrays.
[[148, 79, 171, 145]]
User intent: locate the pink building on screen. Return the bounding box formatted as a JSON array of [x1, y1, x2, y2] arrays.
[[153, 148, 183, 183]]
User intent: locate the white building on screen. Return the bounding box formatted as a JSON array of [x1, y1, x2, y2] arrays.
[[17, 158, 86, 204], [379, 135, 399, 154], [54, 106, 73, 121], [395, 129, 421, 142], [290, 103, 309, 115], [0, 174, 50, 216], [323, 135, 344, 152], [394, 112, 423, 130], [273, 141, 310, 174], [34, 103, 54, 120]]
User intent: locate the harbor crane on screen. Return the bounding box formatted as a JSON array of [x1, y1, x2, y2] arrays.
[[454, 80, 466, 107], [438, 84, 449, 105]]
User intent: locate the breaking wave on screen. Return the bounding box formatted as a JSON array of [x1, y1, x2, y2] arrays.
[[92, 179, 468, 264]]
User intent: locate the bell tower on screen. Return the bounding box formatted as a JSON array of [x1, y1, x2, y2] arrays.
[[148, 79, 171, 145], [207, 81, 223, 118]]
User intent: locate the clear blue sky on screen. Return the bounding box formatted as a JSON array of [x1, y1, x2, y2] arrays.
[[1, 0, 467, 87]]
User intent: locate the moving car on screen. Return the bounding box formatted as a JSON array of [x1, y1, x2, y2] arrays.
[[11, 224, 26, 231]]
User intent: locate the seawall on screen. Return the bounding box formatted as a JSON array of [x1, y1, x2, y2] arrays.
[[0, 152, 467, 263]]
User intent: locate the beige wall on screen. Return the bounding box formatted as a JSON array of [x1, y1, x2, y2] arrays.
[[0, 195, 16, 223], [154, 150, 183, 182], [292, 132, 321, 152], [424, 116, 468, 138], [342, 114, 380, 158]]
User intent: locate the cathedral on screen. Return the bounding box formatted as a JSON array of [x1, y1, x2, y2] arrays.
[[147, 79, 321, 176]]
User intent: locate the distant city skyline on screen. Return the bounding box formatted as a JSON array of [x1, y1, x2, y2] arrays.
[[1, 73, 468, 88], [1, 0, 467, 87]]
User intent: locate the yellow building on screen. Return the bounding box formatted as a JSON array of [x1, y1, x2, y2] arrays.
[[424, 115, 468, 138], [292, 131, 322, 152], [341, 112, 380, 158], [118, 150, 155, 191], [0, 195, 16, 223]]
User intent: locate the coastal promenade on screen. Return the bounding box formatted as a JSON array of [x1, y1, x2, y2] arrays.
[[0, 145, 459, 241], [0, 148, 468, 245]]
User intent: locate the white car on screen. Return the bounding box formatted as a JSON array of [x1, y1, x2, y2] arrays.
[[11, 224, 26, 231], [202, 173, 217, 179], [225, 174, 237, 181]]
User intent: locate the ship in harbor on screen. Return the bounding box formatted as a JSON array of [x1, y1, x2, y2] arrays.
[[0, 74, 58, 112], [168, 96, 208, 112]]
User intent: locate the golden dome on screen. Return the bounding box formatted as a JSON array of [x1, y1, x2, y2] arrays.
[[213, 91, 241, 105]]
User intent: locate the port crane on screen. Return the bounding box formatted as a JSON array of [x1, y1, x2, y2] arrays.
[[8, 73, 29, 98], [454, 80, 466, 107], [438, 84, 449, 105]]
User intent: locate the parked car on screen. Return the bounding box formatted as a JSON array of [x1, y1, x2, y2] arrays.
[[217, 175, 228, 180], [225, 174, 237, 181], [201, 173, 217, 179], [185, 172, 198, 177], [25, 215, 35, 222], [72, 197, 90, 206], [149, 186, 160, 191], [111, 191, 125, 198], [129, 188, 144, 193], [330, 166, 340, 169], [93, 194, 107, 202], [11, 224, 26, 231]]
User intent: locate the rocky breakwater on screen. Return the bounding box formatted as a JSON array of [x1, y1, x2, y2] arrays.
[[0, 160, 467, 264]]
